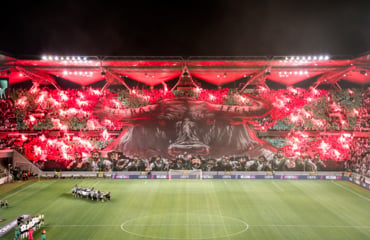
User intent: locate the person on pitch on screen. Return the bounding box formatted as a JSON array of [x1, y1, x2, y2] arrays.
[[14, 225, 21, 240], [28, 225, 34, 240], [41, 229, 46, 240]]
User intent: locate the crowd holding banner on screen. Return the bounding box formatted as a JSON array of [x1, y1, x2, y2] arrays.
[[51, 149, 345, 172]]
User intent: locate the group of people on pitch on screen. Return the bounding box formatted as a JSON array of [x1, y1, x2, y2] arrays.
[[0, 199, 8, 208], [72, 185, 111, 202], [14, 214, 44, 240]]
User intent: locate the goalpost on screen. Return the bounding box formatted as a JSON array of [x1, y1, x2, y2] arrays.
[[168, 169, 203, 180]]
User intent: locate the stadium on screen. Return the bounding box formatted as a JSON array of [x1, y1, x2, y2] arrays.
[[0, 53, 369, 240]]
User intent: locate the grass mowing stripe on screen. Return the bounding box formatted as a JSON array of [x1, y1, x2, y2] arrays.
[[331, 181, 370, 202], [290, 181, 369, 231], [291, 181, 348, 224], [1, 180, 370, 240], [48, 223, 370, 228], [215, 181, 232, 240], [271, 180, 284, 192], [2, 181, 37, 199]]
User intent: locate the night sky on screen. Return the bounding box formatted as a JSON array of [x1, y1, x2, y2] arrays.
[[1, 0, 370, 57]]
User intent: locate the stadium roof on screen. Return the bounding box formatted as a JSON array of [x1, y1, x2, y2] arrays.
[[1, 54, 369, 89]]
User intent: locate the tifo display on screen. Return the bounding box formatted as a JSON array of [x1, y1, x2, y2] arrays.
[[0, 87, 368, 174], [0, 56, 369, 179]]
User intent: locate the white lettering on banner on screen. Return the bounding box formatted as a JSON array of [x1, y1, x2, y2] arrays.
[[0, 214, 31, 238], [307, 176, 316, 179], [138, 176, 148, 179], [264, 176, 274, 179], [156, 175, 167, 179], [222, 176, 232, 179], [325, 176, 336, 180], [203, 175, 213, 179], [180, 176, 189, 179], [240, 176, 251, 179], [284, 176, 298, 179]]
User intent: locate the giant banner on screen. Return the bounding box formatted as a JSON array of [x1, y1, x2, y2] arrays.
[[97, 96, 276, 160]]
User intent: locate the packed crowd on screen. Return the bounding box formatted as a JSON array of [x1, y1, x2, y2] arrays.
[[47, 149, 338, 172], [0, 86, 368, 174], [346, 152, 370, 177], [348, 137, 370, 177], [0, 99, 16, 130], [0, 136, 20, 150], [357, 88, 370, 130], [0, 86, 364, 132]]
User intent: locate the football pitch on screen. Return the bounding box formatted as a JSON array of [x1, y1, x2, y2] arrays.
[[0, 179, 369, 240]]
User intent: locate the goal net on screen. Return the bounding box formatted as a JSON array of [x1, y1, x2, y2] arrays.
[[168, 169, 203, 180]]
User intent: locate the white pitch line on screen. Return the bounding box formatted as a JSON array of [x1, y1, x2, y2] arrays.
[[48, 225, 120, 227], [331, 181, 370, 202], [3, 181, 52, 199], [48, 223, 370, 229], [250, 224, 370, 229], [121, 224, 245, 227]]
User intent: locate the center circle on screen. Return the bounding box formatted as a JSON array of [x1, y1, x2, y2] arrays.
[[120, 213, 249, 239]]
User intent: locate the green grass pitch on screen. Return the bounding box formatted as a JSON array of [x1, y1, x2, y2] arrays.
[[0, 179, 369, 240]]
